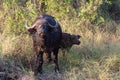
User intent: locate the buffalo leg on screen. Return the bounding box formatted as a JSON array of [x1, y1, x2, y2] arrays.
[[36, 51, 43, 74], [53, 49, 59, 73], [32, 45, 38, 75]]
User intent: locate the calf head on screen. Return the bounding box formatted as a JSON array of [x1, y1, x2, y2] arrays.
[[70, 34, 81, 45]]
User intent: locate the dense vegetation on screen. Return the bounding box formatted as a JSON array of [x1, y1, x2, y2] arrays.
[[0, 0, 120, 80]]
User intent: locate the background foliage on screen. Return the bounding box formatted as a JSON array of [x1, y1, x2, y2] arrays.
[[0, 0, 120, 80]]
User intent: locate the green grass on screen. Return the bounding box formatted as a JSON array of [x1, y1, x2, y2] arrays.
[[0, 0, 120, 80]]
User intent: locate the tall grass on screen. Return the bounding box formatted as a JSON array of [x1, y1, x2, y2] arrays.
[[0, 0, 120, 80]]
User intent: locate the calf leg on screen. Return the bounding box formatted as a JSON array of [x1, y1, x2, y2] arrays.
[[53, 49, 59, 73]]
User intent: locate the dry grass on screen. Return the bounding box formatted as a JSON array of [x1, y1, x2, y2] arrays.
[[0, 0, 120, 79], [0, 20, 120, 80]]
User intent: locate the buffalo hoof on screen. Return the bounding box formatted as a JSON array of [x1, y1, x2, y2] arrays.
[[34, 71, 43, 76], [55, 67, 60, 74], [34, 68, 43, 76], [56, 70, 60, 74]]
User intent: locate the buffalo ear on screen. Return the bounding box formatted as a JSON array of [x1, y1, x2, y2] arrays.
[[28, 28, 36, 34]]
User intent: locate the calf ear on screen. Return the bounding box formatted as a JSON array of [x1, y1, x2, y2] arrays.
[[28, 28, 36, 34], [77, 35, 81, 38]]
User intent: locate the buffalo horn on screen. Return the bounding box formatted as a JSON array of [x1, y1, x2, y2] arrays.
[[25, 20, 35, 30], [47, 20, 58, 28]]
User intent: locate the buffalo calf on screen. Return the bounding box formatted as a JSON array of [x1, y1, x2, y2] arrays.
[[60, 33, 81, 55], [60, 33, 81, 49]]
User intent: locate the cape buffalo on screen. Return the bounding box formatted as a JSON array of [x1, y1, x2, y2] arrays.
[[26, 14, 62, 74]]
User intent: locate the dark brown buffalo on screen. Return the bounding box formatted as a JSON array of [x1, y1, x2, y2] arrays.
[[26, 14, 62, 74]]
